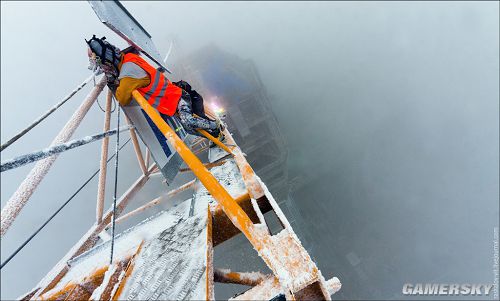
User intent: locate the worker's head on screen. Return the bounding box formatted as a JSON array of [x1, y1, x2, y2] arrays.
[[85, 35, 121, 76]]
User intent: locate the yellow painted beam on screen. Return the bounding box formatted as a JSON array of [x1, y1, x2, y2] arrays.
[[131, 91, 329, 300], [197, 129, 234, 155], [132, 91, 256, 242]]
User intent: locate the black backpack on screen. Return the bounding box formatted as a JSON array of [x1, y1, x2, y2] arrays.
[[173, 80, 207, 119]]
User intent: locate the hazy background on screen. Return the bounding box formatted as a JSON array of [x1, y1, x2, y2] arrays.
[[1, 1, 498, 300]]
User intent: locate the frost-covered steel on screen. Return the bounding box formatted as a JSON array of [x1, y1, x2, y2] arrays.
[[40, 195, 210, 300], [0, 77, 107, 237], [30, 167, 153, 300], [122, 103, 190, 183], [88, 0, 170, 72], [0, 71, 97, 152], [210, 130, 337, 299], [121, 209, 208, 300], [25, 124, 341, 299], [32, 159, 248, 300], [1, 125, 132, 172]]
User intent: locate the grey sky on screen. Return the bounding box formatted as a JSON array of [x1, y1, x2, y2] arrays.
[[1, 1, 499, 300]]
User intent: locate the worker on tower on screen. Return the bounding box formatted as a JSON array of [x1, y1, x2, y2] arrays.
[[85, 35, 224, 140]]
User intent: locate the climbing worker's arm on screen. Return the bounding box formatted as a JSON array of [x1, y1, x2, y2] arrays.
[[115, 77, 150, 106], [114, 61, 151, 106]]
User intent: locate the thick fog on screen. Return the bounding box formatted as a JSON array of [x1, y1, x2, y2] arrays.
[[1, 1, 498, 300]]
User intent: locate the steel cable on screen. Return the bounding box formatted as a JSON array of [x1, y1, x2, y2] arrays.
[[0, 138, 131, 270], [1, 126, 132, 172], [0, 72, 98, 152], [109, 102, 121, 264]]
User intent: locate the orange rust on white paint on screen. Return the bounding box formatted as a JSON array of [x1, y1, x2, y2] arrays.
[[96, 89, 113, 224], [229, 276, 281, 300], [111, 241, 144, 300], [31, 165, 155, 300], [125, 115, 148, 176], [133, 90, 257, 242], [133, 90, 329, 299], [38, 266, 109, 301], [214, 269, 267, 286], [206, 206, 214, 301], [221, 129, 265, 200]]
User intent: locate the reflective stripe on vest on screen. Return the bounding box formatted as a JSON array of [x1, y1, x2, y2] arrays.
[[144, 71, 160, 102], [121, 53, 182, 116]]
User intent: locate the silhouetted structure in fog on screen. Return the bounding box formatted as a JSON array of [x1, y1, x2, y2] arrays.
[[175, 45, 289, 201]]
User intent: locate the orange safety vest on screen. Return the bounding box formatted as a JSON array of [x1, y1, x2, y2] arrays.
[[122, 53, 182, 116]]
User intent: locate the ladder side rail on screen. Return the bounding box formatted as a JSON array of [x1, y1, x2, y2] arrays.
[[0, 126, 131, 172], [132, 90, 258, 241], [124, 115, 148, 175], [96, 89, 114, 224]]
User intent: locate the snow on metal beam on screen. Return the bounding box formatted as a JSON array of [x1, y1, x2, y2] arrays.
[[214, 268, 267, 287], [134, 91, 333, 299], [30, 164, 155, 299], [1, 76, 107, 237], [96, 89, 114, 224], [124, 115, 148, 175], [219, 129, 265, 200], [0, 72, 97, 152], [108, 179, 196, 227], [1, 125, 132, 172]]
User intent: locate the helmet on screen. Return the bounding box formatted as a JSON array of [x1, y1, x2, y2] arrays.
[[85, 35, 121, 75]]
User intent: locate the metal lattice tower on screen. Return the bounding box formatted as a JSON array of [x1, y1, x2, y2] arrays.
[[1, 2, 341, 300]]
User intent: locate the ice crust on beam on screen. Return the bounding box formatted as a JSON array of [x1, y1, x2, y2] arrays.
[[230, 276, 282, 300], [1, 77, 107, 236], [208, 138, 337, 298], [29, 126, 340, 300], [231, 275, 341, 300], [42, 198, 208, 298], [214, 268, 267, 286], [208, 143, 230, 163], [120, 211, 208, 300], [325, 277, 342, 295], [89, 264, 116, 300], [195, 159, 248, 212], [250, 176, 335, 298]]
